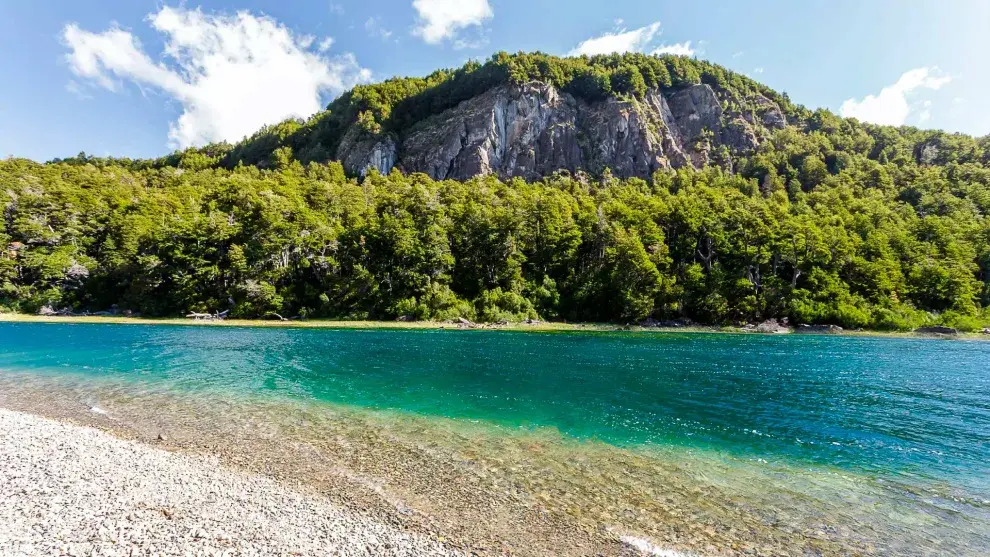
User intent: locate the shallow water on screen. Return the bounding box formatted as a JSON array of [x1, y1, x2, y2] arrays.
[[1, 322, 989, 555]]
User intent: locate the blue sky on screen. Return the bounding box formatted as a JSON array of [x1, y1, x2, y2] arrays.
[[1, 0, 988, 161]]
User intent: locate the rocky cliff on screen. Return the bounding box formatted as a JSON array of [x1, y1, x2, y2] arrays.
[[336, 82, 787, 181]]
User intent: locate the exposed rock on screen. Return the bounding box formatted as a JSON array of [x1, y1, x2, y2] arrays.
[[795, 324, 844, 334], [917, 142, 940, 166], [449, 316, 477, 328], [914, 326, 959, 336], [754, 319, 789, 334], [339, 82, 780, 181], [981, 328, 990, 335], [662, 84, 761, 167], [399, 83, 583, 181], [746, 94, 788, 130], [65, 263, 90, 281], [639, 318, 694, 328], [336, 128, 397, 178]]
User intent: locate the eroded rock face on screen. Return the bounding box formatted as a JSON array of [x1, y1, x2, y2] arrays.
[[398, 83, 582, 181], [746, 94, 788, 131], [336, 127, 397, 177], [337, 82, 785, 181]]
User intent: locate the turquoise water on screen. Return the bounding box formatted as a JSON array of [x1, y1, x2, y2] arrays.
[[1, 322, 988, 499]]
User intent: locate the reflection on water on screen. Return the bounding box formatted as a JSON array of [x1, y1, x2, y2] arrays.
[[1, 323, 989, 555]]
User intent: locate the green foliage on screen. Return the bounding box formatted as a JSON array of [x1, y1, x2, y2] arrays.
[[202, 51, 793, 170], [610, 65, 648, 98], [563, 66, 613, 101], [4, 116, 990, 329], [7, 53, 990, 330]]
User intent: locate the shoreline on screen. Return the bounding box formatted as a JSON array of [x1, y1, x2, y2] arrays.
[[2, 312, 987, 340], [0, 381, 636, 556], [0, 408, 461, 557], [1, 369, 986, 555]]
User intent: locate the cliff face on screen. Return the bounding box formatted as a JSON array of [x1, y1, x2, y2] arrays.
[[336, 82, 786, 181]]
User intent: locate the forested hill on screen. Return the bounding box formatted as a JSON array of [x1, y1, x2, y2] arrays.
[[3, 52, 990, 329]]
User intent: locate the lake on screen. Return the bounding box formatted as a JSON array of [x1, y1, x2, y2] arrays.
[[1, 322, 988, 555]]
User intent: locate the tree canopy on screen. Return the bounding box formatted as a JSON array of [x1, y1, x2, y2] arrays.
[[7, 53, 989, 329]]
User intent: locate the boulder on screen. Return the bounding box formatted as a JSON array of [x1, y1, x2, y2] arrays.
[[755, 319, 788, 333], [795, 324, 844, 334], [914, 326, 958, 336]]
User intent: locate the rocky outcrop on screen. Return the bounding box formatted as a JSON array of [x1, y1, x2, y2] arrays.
[[745, 94, 788, 130], [336, 127, 397, 177], [397, 83, 583, 181], [336, 81, 785, 181]]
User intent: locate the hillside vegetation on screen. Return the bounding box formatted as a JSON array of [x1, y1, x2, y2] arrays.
[[3, 53, 990, 329]]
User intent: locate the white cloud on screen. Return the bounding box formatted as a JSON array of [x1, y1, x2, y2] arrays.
[[569, 21, 661, 56], [651, 41, 695, 57], [412, 0, 493, 44], [63, 6, 371, 150], [732, 51, 744, 58], [365, 17, 393, 41], [839, 67, 951, 126], [317, 37, 334, 52], [753, 67, 764, 74]]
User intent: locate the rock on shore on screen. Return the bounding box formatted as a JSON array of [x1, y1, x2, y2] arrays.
[[0, 409, 460, 556]]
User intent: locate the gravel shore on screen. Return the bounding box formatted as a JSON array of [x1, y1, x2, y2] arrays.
[[0, 409, 461, 556]]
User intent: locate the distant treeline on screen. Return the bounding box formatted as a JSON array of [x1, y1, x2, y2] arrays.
[[13, 52, 990, 329], [4, 108, 990, 329]]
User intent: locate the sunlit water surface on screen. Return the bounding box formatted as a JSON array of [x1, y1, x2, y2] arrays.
[[1, 323, 988, 554]]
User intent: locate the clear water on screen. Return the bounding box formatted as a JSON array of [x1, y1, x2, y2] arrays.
[[2, 322, 989, 552]]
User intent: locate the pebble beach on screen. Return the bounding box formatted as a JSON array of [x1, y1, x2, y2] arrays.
[[0, 409, 461, 556]]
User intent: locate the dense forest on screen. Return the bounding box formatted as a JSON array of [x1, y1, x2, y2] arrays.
[[3, 53, 990, 329]]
